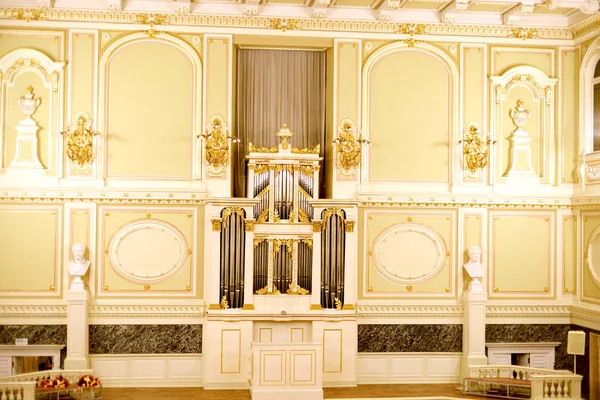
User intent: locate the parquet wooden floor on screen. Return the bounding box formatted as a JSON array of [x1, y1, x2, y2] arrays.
[[102, 384, 490, 400]]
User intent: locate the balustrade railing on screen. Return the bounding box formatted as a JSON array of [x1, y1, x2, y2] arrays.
[[468, 365, 582, 400]]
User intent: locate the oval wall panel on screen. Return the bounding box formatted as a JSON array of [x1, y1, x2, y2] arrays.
[[372, 223, 447, 285], [108, 219, 189, 285]]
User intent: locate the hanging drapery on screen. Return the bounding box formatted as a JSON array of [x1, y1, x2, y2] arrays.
[[235, 49, 327, 197]]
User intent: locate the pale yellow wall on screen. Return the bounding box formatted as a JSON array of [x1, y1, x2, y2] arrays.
[[368, 48, 451, 182], [105, 39, 194, 178], [582, 213, 600, 302], [490, 211, 553, 297], [491, 47, 554, 77], [0, 206, 60, 294], [0, 28, 593, 310], [560, 49, 579, 183], [363, 210, 454, 298], [99, 207, 198, 295]]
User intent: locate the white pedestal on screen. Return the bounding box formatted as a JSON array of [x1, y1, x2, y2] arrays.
[[312, 320, 357, 387], [64, 290, 89, 370], [250, 342, 322, 400], [8, 118, 44, 170], [505, 130, 536, 178], [203, 320, 253, 389], [461, 290, 487, 378]]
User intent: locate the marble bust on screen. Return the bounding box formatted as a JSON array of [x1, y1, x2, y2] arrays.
[[464, 245, 484, 292], [67, 243, 90, 291]]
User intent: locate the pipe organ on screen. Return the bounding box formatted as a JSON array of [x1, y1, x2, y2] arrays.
[[204, 125, 358, 390], [246, 125, 321, 297]]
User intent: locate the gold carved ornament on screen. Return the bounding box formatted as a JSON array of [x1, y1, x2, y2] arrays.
[[333, 119, 369, 172], [198, 115, 239, 170], [59, 113, 99, 167], [458, 122, 496, 174]]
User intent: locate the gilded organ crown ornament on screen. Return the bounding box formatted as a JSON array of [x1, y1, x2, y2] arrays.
[[333, 118, 369, 175], [199, 114, 239, 174], [18, 86, 41, 119], [59, 112, 99, 167], [276, 123, 294, 150], [458, 122, 496, 175]]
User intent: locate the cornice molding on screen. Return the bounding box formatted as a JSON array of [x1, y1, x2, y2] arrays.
[[357, 304, 574, 319], [0, 190, 206, 205], [360, 201, 572, 210], [88, 304, 205, 317], [571, 305, 600, 324], [357, 305, 464, 317], [486, 305, 572, 318], [0, 7, 579, 40], [570, 12, 600, 38], [0, 305, 67, 318]]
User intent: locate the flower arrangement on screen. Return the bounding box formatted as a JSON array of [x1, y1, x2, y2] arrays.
[[36, 375, 70, 388], [77, 374, 101, 388]]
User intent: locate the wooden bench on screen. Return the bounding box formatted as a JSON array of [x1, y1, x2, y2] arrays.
[[463, 376, 531, 399]]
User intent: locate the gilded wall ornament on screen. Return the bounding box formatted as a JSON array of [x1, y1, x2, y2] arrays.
[[199, 114, 239, 174], [59, 112, 99, 167], [458, 122, 495, 175], [333, 119, 369, 175]]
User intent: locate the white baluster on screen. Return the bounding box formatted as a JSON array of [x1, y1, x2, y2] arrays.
[[563, 380, 570, 398], [15, 389, 21, 400], [544, 382, 550, 398], [1, 388, 6, 400], [550, 381, 557, 398], [8, 388, 14, 400], [556, 380, 563, 398]]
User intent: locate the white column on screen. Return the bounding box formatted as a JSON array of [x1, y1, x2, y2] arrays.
[[461, 290, 488, 378], [64, 290, 89, 369]]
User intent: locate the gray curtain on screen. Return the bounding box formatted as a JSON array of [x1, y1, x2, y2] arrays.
[[234, 49, 327, 197]]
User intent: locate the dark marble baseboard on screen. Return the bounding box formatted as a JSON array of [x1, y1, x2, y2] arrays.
[[358, 324, 462, 352], [89, 325, 202, 354], [0, 325, 67, 368]]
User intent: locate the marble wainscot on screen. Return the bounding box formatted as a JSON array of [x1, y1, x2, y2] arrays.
[[89, 325, 202, 354], [0, 325, 67, 367], [358, 324, 462, 352]]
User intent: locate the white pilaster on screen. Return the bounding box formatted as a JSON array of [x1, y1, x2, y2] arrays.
[[244, 228, 254, 307], [461, 290, 487, 378], [64, 290, 89, 369], [311, 222, 322, 308]]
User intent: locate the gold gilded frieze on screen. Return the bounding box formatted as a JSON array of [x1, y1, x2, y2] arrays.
[[0, 8, 577, 39]]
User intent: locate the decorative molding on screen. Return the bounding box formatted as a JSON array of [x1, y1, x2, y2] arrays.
[[245, 0, 259, 16], [108, 0, 124, 12], [0, 8, 576, 39], [486, 305, 572, 318], [0, 305, 67, 318], [268, 18, 299, 31], [312, 0, 330, 19], [360, 201, 571, 209], [88, 304, 204, 318], [587, 165, 600, 180], [357, 305, 464, 317], [508, 27, 539, 40], [357, 304, 575, 319], [571, 305, 600, 324]]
